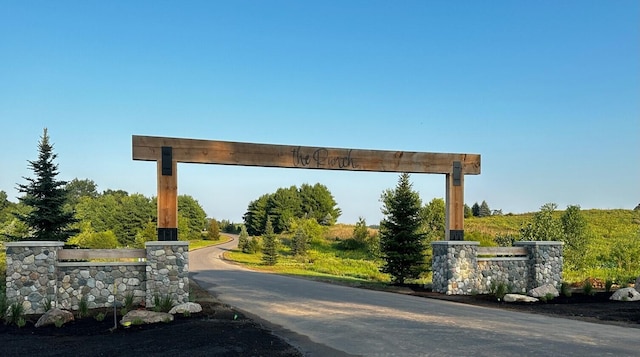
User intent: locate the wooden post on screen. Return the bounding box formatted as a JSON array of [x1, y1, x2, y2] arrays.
[[445, 169, 464, 240], [157, 158, 178, 241]]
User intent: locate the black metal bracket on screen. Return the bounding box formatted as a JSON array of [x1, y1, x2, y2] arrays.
[[450, 230, 464, 241], [157, 228, 178, 241], [161, 146, 172, 176], [453, 161, 462, 186]]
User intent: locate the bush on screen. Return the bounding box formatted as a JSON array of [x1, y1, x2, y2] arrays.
[[246, 237, 262, 254], [582, 280, 595, 296], [490, 281, 509, 301], [6, 302, 25, 326], [560, 282, 572, 297], [78, 296, 89, 318], [95, 312, 106, 322], [153, 294, 174, 313]]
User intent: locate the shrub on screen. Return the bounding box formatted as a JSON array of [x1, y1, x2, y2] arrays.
[[43, 297, 53, 311], [582, 280, 595, 296], [560, 282, 572, 297], [123, 293, 135, 313], [0, 291, 7, 321], [490, 281, 508, 301], [54, 318, 64, 328], [6, 302, 25, 326], [246, 237, 261, 254], [153, 294, 174, 313], [95, 312, 106, 322], [78, 296, 89, 318], [605, 279, 614, 293], [16, 317, 26, 328], [131, 318, 144, 326]]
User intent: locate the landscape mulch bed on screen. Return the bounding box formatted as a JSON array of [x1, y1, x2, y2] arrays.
[[1, 281, 639, 357]]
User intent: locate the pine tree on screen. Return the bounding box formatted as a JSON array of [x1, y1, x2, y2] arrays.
[[471, 202, 480, 217], [238, 225, 250, 252], [291, 226, 308, 256], [261, 218, 279, 265], [13, 129, 77, 241], [478, 200, 491, 217], [379, 173, 427, 284]]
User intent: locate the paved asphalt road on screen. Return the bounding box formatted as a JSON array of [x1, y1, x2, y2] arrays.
[[190, 238, 638, 357]]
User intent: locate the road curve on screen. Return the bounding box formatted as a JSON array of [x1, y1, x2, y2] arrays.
[[190, 239, 638, 357]]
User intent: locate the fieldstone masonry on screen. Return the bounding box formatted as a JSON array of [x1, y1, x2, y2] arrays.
[[432, 241, 563, 295], [5, 241, 189, 314]]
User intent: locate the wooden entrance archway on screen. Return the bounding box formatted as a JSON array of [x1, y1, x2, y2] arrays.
[[132, 135, 481, 241]]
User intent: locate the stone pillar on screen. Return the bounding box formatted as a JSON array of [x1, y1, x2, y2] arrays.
[[145, 241, 189, 308], [514, 241, 563, 290], [4, 241, 64, 314], [431, 241, 479, 295]]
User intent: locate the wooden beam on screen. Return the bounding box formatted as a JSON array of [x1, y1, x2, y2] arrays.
[[133, 135, 481, 175]]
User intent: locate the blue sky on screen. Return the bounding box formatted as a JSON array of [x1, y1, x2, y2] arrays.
[[1, 1, 638, 224]]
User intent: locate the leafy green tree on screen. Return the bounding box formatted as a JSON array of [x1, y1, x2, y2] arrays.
[[520, 203, 563, 241], [561, 205, 589, 271], [299, 183, 341, 225], [65, 178, 98, 206], [353, 217, 370, 246], [12, 129, 77, 241], [68, 223, 118, 249], [238, 226, 250, 252], [178, 195, 207, 240], [421, 198, 445, 241], [268, 186, 302, 233], [288, 217, 327, 244], [207, 218, 221, 240], [261, 218, 279, 265], [379, 173, 427, 284], [478, 200, 491, 217], [134, 221, 158, 248], [464, 204, 473, 218], [471, 202, 480, 217]]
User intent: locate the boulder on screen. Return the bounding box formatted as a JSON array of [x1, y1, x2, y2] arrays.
[[528, 284, 559, 298], [169, 302, 202, 315], [610, 287, 640, 302], [504, 294, 539, 303], [635, 277, 640, 291], [120, 310, 174, 326], [35, 308, 74, 328]]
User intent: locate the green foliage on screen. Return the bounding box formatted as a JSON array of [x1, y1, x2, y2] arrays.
[[207, 218, 221, 240], [464, 204, 473, 218], [489, 281, 509, 301], [261, 219, 279, 266], [478, 200, 491, 217], [560, 282, 572, 297], [246, 236, 262, 254], [178, 195, 207, 240], [43, 297, 53, 311], [605, 279, 614, 293], [123, 293, 135, 313], [133, 221, 157, 248], [12, 128, 78, 241], [6, 302, 25, 326], [379, 173, 427, 284], [520, 203, 563, 241], [291, 227, 309, 256], [561, 205, 589, 271], [54, 317, 64, 328], [288, 217, 327, 244], [471, 202, 480, 217], [582, 280, 595, 296], [65, 178, 98, 206], [152, 294, 174, 312], [244, 183, 340, 235], [0, 290, 7, 322], [95, 312, 106, 322], [78, 295, 89, 318], [421, 198, 445, 241], [68, 224, 118, 249], [238, 226, 250, 252], [494, 233, 516, 247]]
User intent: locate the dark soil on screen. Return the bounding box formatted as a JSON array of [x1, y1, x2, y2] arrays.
[[1, 282, 638, 357], [405, 286, 640, 328]]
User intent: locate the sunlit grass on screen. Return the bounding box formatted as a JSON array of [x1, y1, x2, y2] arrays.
[[189, 235, 233, 250]]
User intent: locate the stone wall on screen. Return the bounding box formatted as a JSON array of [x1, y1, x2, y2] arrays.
[[432, 241, 563, 295], [5, 241, 189, 314]]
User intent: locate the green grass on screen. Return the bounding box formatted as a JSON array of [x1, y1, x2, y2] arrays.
[[189, 234, 233, 250]]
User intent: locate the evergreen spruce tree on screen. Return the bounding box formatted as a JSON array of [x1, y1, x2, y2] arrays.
[[379, 173, 426, 284], [261, 218, 278, 265], [13, 129, 77, 241], [471, 202, 480, 217], [478, 200, 491, 217], [291, 226, 308, 256], [238, 225, 250, 252]]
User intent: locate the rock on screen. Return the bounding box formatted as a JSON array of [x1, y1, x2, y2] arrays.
[[528, 284, 559, 298], [120, 310, 174, 326], [504, 294, 539, 303], [35, 308, 74, 328], [610, 288, 640, 302], [169, 302, 202, 315], [635, 277, 640, 291]]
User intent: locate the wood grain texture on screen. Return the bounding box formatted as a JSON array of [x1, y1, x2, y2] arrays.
[[157, 160, 178, 228], [445, 173, 465, 238], [132, 135, 481, 174]]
